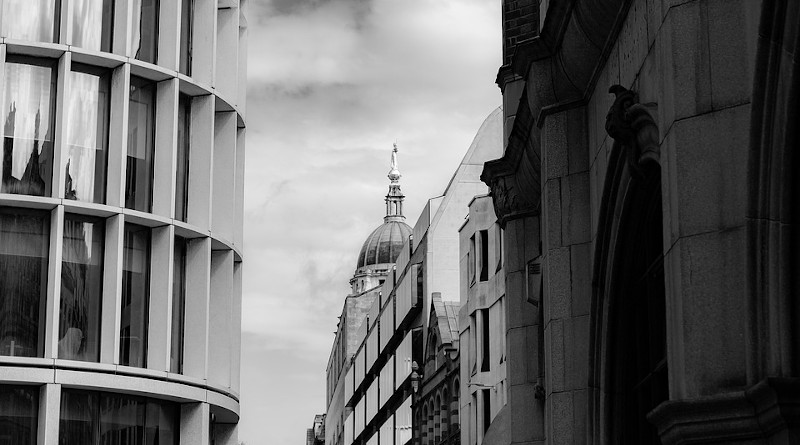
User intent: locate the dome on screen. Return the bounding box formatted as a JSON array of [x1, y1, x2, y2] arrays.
[[356, 219, 412, 270]]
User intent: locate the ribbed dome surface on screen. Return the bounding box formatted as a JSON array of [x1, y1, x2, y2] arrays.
[[356, 220, 412, 270]]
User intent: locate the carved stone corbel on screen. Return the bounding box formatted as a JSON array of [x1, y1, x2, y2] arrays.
[[605, 85, 660, 178]]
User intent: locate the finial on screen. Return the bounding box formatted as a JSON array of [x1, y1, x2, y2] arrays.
[[388, 143, 401, 182], [385, 142, 405, 220]]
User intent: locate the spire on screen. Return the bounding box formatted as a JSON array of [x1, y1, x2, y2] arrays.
[[385, 143, 405, 222]]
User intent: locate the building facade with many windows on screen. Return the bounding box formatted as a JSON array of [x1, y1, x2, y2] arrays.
[[0, 1, 247, 444]]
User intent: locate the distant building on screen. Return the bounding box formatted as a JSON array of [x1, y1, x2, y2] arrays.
[[480, 1, 800, 444], [458, 195, 507, 445], [308, 414, 325, 445], [326, 107, 503, 445]]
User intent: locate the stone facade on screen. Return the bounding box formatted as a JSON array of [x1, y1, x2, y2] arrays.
[[481, 0, 800, 444]]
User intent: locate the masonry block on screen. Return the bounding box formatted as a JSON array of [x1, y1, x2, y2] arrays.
[[549, 391, 574, 444], [547, 247, 571, 322], [570, 243, 591, 317], [562, 172, 591, 246], [544, 178, 562, 250]]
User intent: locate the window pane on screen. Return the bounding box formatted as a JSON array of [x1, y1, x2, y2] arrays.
[[125, 77, 156, 212], [131, 0, 159, 63], [120, 224, 150, 368], [60, 390, 98, 445], [179, 0, 193, 75], [60, 215, 104, 362], [175, 95, 190, 221], [145, 400, 179, 445], [2, 57, 57, 197], [170, 237, 186, 373], [2, 0, 60, 43], [0, 385, 38, 444], [100, 393, 145, 445], [0, 209, 49, 357], [70, 0, 113, 51], [65, 66, 110, 203]]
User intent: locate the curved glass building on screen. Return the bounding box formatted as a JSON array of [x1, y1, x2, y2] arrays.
[[0, 1, 247, 444]]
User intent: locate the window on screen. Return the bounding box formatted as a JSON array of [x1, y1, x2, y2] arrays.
[[170, 237, 187, 373], [120, 224, 150, 368], [0, 208, 49, 357], [179, 0, 193, 75], [125, 76, 156, 212], [468, 235, 476, 285], [2, 56, 57, 197], [0, 385, 38, 444], [480, 309, 489, 372], [482, 389, 491, 434], [60, 214, 104, 362], [65, 64, 111, 203], [175, 94, 191, 221], [70, 0, 113, 51], [59, 390, 179, 445], [479, 229, 488, 282], [495, 225, 502, 271], [2, 0, 60, 43], [131, 0, 159, 63]]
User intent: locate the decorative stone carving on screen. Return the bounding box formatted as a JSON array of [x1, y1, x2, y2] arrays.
[[605, 85, 660, 178]]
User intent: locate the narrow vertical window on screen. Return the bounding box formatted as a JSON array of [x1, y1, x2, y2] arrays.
[[2, 0, 60, 43], [60, 215, 104, 362], [131, 0, 159, 63], [70, 0, 114, 51], [479, 229, 488, 281], [0, 208, 49, 357], [120, 224, 150, 368], [482, 389, 491, 434], [480, 308, 490, 372], [179, 0, 193, 75], [65, 64, 110, 203], [59, 390, 99, 444], [170, 237, 187, 373], [2, 56, 57, 197], [495, 225, 502, 271], [0, 385, 39, 444], [468, 235, 476, 285], [175, 94, 191, 221], [125, 77, 156, 212]]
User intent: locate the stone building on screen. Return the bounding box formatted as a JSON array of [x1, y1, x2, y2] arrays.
[[481, 0, 800, 444], [458, 194, 508, 445], [0, 1, 247, 444]]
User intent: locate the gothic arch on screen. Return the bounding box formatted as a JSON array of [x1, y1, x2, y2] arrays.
[[589, 87, 667, 445]]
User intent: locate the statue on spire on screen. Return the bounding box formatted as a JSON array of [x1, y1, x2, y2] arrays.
[[385, 143, 404, 221], [388, 142, 401, 182]]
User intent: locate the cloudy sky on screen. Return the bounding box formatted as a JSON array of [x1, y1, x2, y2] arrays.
[[241, 0, 502, 443]]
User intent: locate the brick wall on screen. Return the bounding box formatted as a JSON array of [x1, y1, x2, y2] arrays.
[[502, 0, 539, 65]]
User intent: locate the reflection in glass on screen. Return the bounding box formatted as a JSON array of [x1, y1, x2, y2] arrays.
[[2, 0, 60, 43], [125, 77, 156, 212], [60, 390, 178, 445], [59, 215, 104, 362], [65, 65, 110, 203], [2, 57, 57, 197], [60, 390, 98, 445], [70, 0, 113, 51], [131, 0, 159, 63], [175, 95, 190, 221], [179, 0, 193, 75], [0, 209, 49, 358], [170, 237, 186, 373], [0, 385, 38, 444], [120, 224, 150, 368]]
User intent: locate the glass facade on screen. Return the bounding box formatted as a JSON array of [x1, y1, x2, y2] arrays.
[[2, 0, 60, 43], [2, 56, 57, 197], [0, 208, 49, 358], [70, 0, 114, 52], [131, 0, 159, 64], [65, 64, 111, 203], [170, 237, 186, 374], [175, 94, 191, 221], [60, 390, 179, 445], [120, 224, 150, 368], [60, 214, 104, 362], [0, 385, 38, 444], [125, 76, 156, 212], [179, 0, 193, 75]]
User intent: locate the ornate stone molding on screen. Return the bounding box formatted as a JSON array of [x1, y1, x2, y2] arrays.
[[604, 85, 660, 178]]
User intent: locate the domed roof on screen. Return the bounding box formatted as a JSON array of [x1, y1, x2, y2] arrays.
[[356, 219, 412, 270]]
